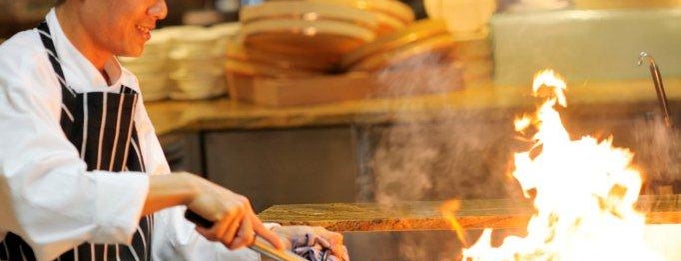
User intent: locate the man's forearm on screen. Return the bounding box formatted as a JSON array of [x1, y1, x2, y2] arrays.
[[142, 172, 198, 216]]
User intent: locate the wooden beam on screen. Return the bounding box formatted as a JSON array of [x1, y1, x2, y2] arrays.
[[258, 195, 681, 232]]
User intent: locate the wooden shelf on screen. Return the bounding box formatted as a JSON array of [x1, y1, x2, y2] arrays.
[[146, 78, 681, 134]]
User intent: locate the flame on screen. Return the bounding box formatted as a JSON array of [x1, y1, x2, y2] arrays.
[[532, 70, 567, 107], [459, 69, 665, 261], [441, 200, 468, 246]]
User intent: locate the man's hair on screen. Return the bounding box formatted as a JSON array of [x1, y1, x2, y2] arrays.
[[56, 0, 65, 6]]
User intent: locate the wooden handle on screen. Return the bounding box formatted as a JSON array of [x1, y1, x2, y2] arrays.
[[184, 209, 215, 228], [184, 210, 307, 261]]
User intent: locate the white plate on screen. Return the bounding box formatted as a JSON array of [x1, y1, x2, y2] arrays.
[[170, 80, 226, 100]]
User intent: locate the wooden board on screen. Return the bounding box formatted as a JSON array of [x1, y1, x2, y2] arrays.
[[258, 195, 681, 232]]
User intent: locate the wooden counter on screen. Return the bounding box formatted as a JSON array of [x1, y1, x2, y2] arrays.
[[146, 79, 681, 135]]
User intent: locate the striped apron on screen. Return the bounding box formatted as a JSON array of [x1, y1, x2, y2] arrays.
[[0, 22, 153, 261]]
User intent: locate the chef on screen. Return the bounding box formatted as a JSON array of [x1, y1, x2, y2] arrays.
[[0, 0, 348, 260]]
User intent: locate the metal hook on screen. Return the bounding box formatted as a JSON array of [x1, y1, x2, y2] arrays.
[[637, 52, 651, 66], [638, 52, 673, 128]]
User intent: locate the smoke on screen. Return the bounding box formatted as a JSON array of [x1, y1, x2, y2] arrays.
[[369, 116, 520, 204], [361, 52, 521, 205], [632, 115, 681, 194], [352, 51, 526, 260]]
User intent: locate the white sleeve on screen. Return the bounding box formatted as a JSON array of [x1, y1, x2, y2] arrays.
[[133, 95, 171, 177], [0, 56, 149, 261], [152, 206, 262, 261]]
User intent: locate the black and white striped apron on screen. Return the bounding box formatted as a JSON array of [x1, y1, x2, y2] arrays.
[[0, 21, 154, 261]]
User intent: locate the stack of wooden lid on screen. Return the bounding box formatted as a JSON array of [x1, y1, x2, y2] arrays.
[[341, 19, 450, 72], [226, 0, 385, 101], [239, 1, 379, 64], [224, 1, 495, 106], [341, 19, 492, 86], [226, 39, 325, 77]]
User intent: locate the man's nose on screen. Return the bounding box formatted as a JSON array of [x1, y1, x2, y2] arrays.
[[148, 0, 168, 20]]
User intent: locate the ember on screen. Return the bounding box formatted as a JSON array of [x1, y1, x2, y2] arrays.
[[456, 70, 666, 261]]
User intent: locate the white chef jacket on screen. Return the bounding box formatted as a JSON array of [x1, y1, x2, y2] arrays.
[[0, 9, 260, 261]]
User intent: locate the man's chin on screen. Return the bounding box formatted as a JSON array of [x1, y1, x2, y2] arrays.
[[118, 46, 145, 58]]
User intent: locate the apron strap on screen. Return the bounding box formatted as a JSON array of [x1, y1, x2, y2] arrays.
[[36, 21, 77, 98]]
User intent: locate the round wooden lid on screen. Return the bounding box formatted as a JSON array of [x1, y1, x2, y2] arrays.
[[374, 11, 407, 35], [307, 0, 415, 24], [226, 39, 334, 72], [342, 19, 448, 69], [241, 19, 376, 60], [240, 1, 378, 30], [225, 59, 321, 78], [349, 33, 456, 72]]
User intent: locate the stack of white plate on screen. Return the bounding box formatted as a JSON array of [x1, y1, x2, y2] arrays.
[[119, 30, 172, 101], [210, 22, 242, 56], [166, 24, 240, 100]]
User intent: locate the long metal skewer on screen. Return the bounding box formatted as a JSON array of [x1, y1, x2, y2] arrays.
[[251, 237, 308, 261], [638, 52, 673, 128]]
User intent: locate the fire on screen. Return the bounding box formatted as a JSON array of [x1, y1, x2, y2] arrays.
[[440, 200, 468, 246], [459, 70, 665, 260]]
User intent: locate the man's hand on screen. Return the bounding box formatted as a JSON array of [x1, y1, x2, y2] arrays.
[[272, 226, 349, 261], [183, 174, 284, 250]]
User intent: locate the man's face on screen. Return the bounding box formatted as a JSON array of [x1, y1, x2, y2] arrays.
[[80, 0, 167, 57]]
